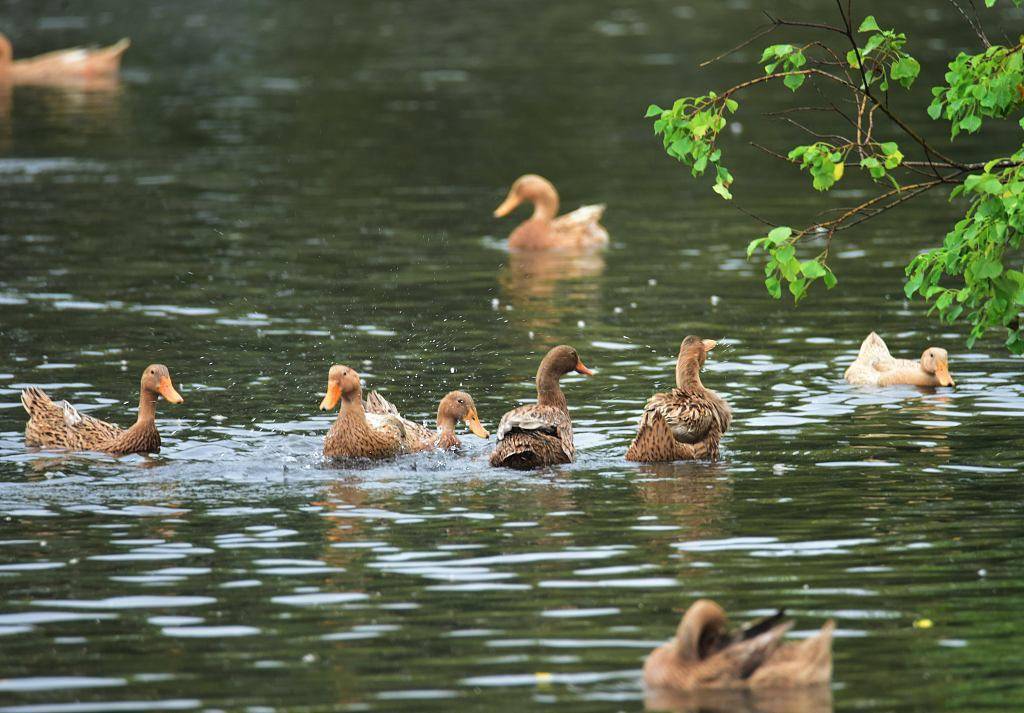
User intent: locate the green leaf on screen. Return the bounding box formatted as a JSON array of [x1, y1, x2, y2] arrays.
[[960, 115, 982, 132], [783, 73, 805, 91], [712, 181, 733, 200], [800, 260, 827, 279], [767, 226, 792, 243], [858, 15, 881, 33], [645, 104, 663, 118], [765, 276, 782, 299], [975, 258, 1004, 279], [891, 56, 920, 88], [823, 269, 838, 289], [724, 98, 739, 113]]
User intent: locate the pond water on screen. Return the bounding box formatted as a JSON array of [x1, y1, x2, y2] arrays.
[[1, 1, 1022, 711]]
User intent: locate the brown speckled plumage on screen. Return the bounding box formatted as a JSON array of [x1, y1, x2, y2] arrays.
[[643, 599, 834, 692], [366, 389, 489, 452], [494, 175, 608, 250], [489, 345, 592, 469], [21, 364, 183, 455], [320, 365, 416, 459], [626, 337, 731, 462]]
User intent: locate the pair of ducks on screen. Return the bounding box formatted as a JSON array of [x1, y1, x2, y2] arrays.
[[0, 33, 129, 85], [19, 338, 730, 464], [321, 337, 729, 467]]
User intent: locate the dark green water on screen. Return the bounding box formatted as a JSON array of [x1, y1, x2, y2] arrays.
[[1, 1, 1022, 711]]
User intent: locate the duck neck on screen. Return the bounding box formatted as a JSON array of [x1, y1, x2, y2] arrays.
[[338, 390, 368, 429], [536, 366, 568, 411], [0, 34, 11, 68], [676, 356, 704, 391], [135, 389, 158, 426], [530, 186, 559, 222]]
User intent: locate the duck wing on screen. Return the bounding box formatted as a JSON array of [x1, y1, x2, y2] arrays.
[[551, 204, 609, 248], [749, 620, 834, 688], [365, 390, 434, 449], [490, 404, 574, 468], [21, 387, 122, 449]]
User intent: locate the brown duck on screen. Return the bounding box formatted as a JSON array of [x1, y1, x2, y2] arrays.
[[489, 345, 593, 469], [319, 365, 418, 459], [494, 174, 609, 250], [366, 389, 490, 450], [0, 33, 130, 85], [626, 336, 731, 462], [21, 364, 184, 455], [643, 599, 835, 691]]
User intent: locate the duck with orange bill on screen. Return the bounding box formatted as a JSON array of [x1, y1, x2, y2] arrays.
[[21, 364, 183, 455], [366, 389, 489, 451], [319, 365, 421, 459], [494, 174, 608, 251], [0, 32, 129, 86], [844, 331, 955, 387], [489, 345, 593, 469]]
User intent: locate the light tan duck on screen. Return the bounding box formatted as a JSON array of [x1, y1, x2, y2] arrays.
[[644, 599, 835, 692], [22, 364, 184, 455], [494, 174, 609, 250], [320, 365, 419, 459], [626, 336, 731, 462], [489, 345, 593, 469], [844, 332, 955, 387], [0, 33, 130, 86], [365, 389, 490, 451]]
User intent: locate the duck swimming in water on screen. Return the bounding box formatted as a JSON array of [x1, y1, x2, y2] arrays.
[[0, 33, 129, 86], [494, 174, 609, 251], [844, 332, 955, 387], [366, 389, 489, 451]]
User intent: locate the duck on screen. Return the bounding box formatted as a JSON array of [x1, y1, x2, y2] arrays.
[[844, 331, 955, 387], [365, 389, 490, 450], [319, 365, 419, 459], [494, 174, 609, 250], [489, 345, 593, 469], [0, 33, 130, 85], [21, 364, 184, 455], [643, 599, 835, 692], [626, 336, 731, 462]]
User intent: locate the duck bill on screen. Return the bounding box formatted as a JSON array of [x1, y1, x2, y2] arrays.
[[935, 360, 955, 387], [702, 339, 718, 352], [158, 376, 184, 404], [575, 359, 594, 376], [493, 193, 521, 218], [319, 382, 341, 411], [465, 409, 490, 439]]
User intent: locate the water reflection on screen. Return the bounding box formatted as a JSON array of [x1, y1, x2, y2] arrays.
[[645, 685, 833, 713]]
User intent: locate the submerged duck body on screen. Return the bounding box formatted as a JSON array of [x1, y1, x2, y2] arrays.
[[643, 599, 834, 692], [626, 336, 731, 462], [844, 332, 955, 387], [0, 33, 130, 85], [365, 389, 489, 451], [489, 345, 593, 469], [494, 174, 608, 251], [21, 364, 184, 455]]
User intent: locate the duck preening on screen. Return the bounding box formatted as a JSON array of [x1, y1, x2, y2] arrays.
[[0, 33, 130, 85], [643, 599, 835, 692], [319, 365, 416, 459], [844, 332, 955, 387], [22, 364, 183, 455], [366, 389, 489, 451], [494, 174, 609, 251], [489, 345, 592, 469], [626, 336, 731, 462]]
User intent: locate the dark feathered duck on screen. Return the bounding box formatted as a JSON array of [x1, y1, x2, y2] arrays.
[[22, 364, 183, 455], [365, 389, 489, 451], [643, 599, 835, 691], [489, 345, 592, 469], [626, 336, 731, 462]]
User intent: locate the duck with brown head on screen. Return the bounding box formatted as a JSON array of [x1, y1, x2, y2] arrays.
[[21, 364, 184, 455], [626, 336, 732, 462], [494, 174, 609, 251], [365, 389, 489, 451], [489, 345, 593, 469], [319, 365, 414, 459], [643, 598, 835, 692]]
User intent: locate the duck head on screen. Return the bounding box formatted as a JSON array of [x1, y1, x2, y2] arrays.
[[320, 365, 362, 410], [140, 364, 183, 404], [675, 599, 729, 662], [679, 336, 718, 367], [494, 174, 560, 221], [438, 390, 489, 438], [921, 347, 955, 387], [540, 344, 594, 378]]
